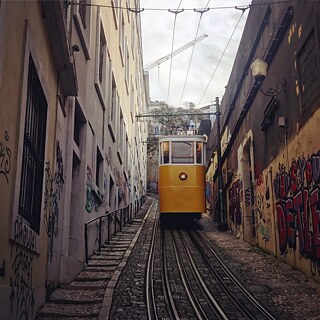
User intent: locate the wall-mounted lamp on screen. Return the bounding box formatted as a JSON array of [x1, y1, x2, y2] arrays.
[[251, 58, 285, 97]]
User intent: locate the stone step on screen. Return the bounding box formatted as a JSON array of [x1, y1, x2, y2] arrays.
[[96, 248, 126, 257], [76, 270, 113, 281], [60, 280, 108, 290], [86, 266, 118, 272], [90, 254, 123, 260], [87, 260, 119, 267], [38, 302, 101, 318]]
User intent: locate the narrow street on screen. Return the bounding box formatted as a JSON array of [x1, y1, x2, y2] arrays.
[[38, 196, 320, 319]]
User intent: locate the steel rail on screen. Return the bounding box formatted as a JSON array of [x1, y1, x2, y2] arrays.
[[176, 230, 228, 320], [171, 230, 207, 320], [191, 231, 277, 320], [161, 228, 180, 320], [145, 206, 159, 320]]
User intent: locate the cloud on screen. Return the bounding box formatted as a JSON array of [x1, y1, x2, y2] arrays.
[[141, 0, 249, 107]]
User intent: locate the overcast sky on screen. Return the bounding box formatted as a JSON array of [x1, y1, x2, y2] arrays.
[[140, 0, 250, 109]]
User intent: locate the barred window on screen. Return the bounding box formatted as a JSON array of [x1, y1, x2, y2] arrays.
[[19, 56, 47, 233]]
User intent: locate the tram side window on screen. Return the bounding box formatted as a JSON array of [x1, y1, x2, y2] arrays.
[[172, 141, 194, 164], [196, 142, 202, 164], [163, 141, 169, 164]]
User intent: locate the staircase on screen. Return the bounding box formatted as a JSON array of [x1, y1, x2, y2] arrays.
[[36, 199, 152, 319]]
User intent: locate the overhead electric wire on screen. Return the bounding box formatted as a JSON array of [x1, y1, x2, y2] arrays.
[[197, 8, 248, 107], [178, 0, 210, 108], [166, 0, 183, 105], [70, 0, 299, 12]]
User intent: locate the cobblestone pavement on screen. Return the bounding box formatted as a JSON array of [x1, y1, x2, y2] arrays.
[[199, 213, 320, 320]]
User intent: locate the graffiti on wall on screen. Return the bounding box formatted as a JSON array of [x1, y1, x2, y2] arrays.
[[147, 181, 158, 193], [228, 179, 242, 225], [85, 165, 105, 213], [86, 166, 96, 213], [256, 173, 272, 243], [274, 153, 320, 261], [13, 218, 37, 252], [43, 141, 64, 260], [10, 219, 36, 320], [0, 131, 12, 183]]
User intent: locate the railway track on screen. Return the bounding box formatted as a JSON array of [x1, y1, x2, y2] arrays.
[[146, 217, 276, 319]]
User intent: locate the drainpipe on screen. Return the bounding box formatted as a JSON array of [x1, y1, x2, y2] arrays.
[[268, 167, 278, 258]]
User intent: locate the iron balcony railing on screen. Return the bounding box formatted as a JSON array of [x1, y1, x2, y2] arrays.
[[84, 196, 145, 263]]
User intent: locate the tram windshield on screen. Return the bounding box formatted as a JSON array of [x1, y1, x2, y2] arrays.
[[171, 141, 194, 164]]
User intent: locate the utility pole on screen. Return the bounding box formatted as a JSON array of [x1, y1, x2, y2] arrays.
[[215, 97, 227, 231]]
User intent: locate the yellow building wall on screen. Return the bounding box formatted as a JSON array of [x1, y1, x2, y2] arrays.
[[256, 107, 320, 281], [0, 2, 58, 319]]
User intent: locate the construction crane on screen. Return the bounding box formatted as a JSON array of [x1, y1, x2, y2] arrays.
[[144, 34, 208, 71]]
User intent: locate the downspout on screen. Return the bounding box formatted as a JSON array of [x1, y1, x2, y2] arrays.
[[268, 167, 278, 258]]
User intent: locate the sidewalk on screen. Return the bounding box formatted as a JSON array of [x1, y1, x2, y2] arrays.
[[200, 213, 320, 320]]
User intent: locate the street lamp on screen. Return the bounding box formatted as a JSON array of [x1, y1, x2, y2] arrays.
[[251, 58, 285, 97]]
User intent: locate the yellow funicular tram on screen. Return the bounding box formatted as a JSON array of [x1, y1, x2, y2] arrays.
[[158, 135, 207, 220]]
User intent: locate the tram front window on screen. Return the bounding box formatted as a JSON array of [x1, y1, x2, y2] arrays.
[[163, 142, 169, 164], [172, 141, 194, 164]]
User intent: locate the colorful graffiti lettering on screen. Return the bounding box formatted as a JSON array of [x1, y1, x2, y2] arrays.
[[228, 180, 242, 225], [0, 131, 12, 183], [274, 153, 320, 261]]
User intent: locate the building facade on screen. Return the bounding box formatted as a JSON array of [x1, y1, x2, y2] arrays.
[[0, 0, 148, 319], [207, 1, 320, 282]]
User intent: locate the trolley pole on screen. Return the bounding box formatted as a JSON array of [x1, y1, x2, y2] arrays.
[[215, 97, 227, 231]]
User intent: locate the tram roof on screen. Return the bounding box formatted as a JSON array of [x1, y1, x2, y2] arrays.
[[158, 135, 207, 143]]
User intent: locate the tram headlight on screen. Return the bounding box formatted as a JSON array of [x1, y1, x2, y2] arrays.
[[179, 172, 188, 181]]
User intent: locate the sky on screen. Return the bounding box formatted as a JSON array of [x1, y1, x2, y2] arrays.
[[140, 0, 250, 109]]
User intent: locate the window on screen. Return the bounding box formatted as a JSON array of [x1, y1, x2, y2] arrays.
[[171, 141, 194, 164], [131, 21, 135, 58], [125, 38, 129, 93], [112, 0, 120, 28], [73, 0, 91, 59], [98, 24, 105, 84], [74, 100, 86, 147], [108, 74, 117, 142], [297, 29, 319, 109], [117, 110, 125, 163], [95, 16, 110, 109], [109, 175, 115, 208], [119, 11, 125, 65], [19, 56, 47, 233], [96, 148, 103, 189]]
